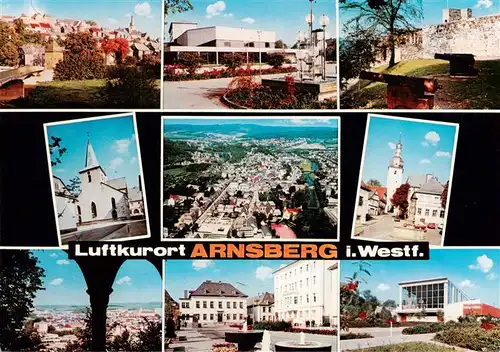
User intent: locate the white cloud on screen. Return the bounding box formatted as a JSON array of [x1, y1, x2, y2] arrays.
[[108, 18, 119, 24], [223, 13, 234, 18], [255, 266, 273, 281], [130, 156, 138, 164], [459, 279, 475, 288], [109, 157, 124, 170], [435, 151, 451, 158], [420, 159, 431, 164], [487, 272, 498, 280], [206, 1, 226, 18], [468, 254, 494, 273], [50, 253, 58, 257], [424, 131, 440, 146], [242, 17, 255, 24], [116, 276, 132, 285], [56, 259, 70, 265], [377, 283, 390, 291], [388, 142, 396, 150], [50, 278, 63, 286], [422, 141, 429, 147], [112, 139, 132, 154], [134, 2, 152, 16], [474, 0, 492, 8], [192, 260, 213, 271]]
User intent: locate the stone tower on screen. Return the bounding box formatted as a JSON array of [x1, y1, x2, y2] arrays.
[[129, 15, 135, 32], [386, 134, 404, 212]]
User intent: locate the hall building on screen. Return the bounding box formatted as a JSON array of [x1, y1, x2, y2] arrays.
[[247, 292, 275, 323], [273, 260, 338, 327]]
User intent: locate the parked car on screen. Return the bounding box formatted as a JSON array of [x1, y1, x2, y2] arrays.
[[414, 224, 427, 230], [438, 223, 444, 230], [427, 223, 437, 229]]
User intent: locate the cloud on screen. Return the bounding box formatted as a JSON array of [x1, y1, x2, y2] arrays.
[[50, 253, 58, 257], [435, 151, 451, 158], [134, 2, 152, 16], [422, 141, 429, 147], [420, 159, 431, 164], [206, 1, 226, 18], [388, 142, 396, 150], [116, 276, 132, 285], [424, 131, 440, 146], [108, 18, 119, 24], [242, 17, 255, 24], [50, 278, 63, 286], [459, 279, 475, 288], [56, 259, 70, 265], [223, 13, 234, 18], [112, 139, 132, 154], [255, 266, 273, 281], [125, 13, 131, 17], [474, 0, 492, 8], [192, 260, 213, 271], [130, 156, 138, 164], [468, 254, 494, 273], [487, 272, 498, 280], [109, 157, 124, 170], [377, 283, 390, 291]]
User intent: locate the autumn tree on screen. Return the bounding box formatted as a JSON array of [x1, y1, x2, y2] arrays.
[[340, 0, 423, 67], [390, 183, 410, 218], [101, 38, 130, 63], [441, 181, 448, 209]]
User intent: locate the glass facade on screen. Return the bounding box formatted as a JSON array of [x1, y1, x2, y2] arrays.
[[448, 281, 470, 304], [401, 282, 445, 309]]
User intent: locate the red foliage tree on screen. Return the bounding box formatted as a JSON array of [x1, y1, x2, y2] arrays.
[[100, 38, 119, 56], [390, 183, 410, 218], [441, 181, 449, 209], [100, 38, 129, 63]]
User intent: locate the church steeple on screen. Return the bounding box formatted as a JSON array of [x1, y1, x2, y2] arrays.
[[390, 134, 404, 169], [85, 137, 100, 169]]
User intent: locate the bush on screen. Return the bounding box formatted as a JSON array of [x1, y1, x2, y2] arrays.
[[402, 323, 446, 335], [340, 332, 374, 340], [267, 52, 286, 68], [253, 321, 292, 331], [434, 326, 500, 351], [220, 52, 246, 70], [53, 51, 107, 81], [177, 52, 202, 76]]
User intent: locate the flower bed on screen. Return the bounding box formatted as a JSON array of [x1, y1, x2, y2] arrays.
[[434, 326, 500, 351], [344, 342, 462, 351], [346, 320, 430, 328], [340, 332, 374, 340], [290, 328, 337, 336], [212, 342, 238, 352], [164, 66, 296, 81]]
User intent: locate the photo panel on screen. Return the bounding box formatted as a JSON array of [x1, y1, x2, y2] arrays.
[[164, 259, 340, 351], [161, 116, 340, 241], [163, 0, 338, 109], [43, 113, 151, 247], [351, 114, 459, 247]]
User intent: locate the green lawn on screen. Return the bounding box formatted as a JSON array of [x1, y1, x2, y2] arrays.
[[344, 342, 464, 351], [342, 59, 500, 109]]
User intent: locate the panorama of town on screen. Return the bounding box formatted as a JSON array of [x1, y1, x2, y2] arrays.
[[163, 119, 339, 240]]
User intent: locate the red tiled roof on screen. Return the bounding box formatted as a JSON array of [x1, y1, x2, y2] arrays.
[[286, 208, 300, 213], [39, 23, 51, 28], [367, 185, 387, 200], [90, 27, 100, 32], [30, 23, 39, 28], [189, 280, 247, 298]]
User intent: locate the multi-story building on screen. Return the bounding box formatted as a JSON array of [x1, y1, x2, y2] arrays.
[[395, 277, 500, 322], [179, 280, 247, 326], [274, 260, 338, 327], [247, 292, 275, 323]]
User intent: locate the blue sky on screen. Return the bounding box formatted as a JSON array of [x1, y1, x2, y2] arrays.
[[1, 0, 162, 37], [47, 115, 142, 189], [361, 115, 457, 186], [341, 249, 500, 306], [341, 0, 499, 34], [165, 260, 294, 300], [163, 117, 338, 128], [165, 0, 337, 46], [32, 250, 162, 306]]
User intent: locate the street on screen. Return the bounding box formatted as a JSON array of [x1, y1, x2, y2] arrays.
[[61, 219, 148, 244]]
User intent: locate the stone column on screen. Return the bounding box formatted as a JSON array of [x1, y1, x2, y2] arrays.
[[87, 287, 113, 351], [216, 52, 219, 65]]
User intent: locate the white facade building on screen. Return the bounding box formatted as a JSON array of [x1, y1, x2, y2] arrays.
[[407, 175, 446, 225], [274, 260, 338, 327], [386, 136, 404, 212], [357, 184, 371, 222], [179, 280, 247, 326], [247, 292, 275, 323], [53, 176, 78, 233]]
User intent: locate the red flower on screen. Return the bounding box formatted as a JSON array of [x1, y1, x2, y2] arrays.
[[480, 322, 497, 330], [359, 311, 367, 320]]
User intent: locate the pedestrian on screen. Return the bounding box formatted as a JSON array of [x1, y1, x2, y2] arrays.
[[166, 314, 177, 338]]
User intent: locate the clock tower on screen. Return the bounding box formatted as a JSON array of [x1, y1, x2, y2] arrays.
[[386, 134, 404, 212]]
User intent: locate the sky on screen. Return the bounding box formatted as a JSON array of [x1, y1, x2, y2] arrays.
[[165, 0, 337, 46], [341, 249, 500, 307], [47, 114, 142, 189], [0, 0, 162, 37], [165, 260, 294, 300], [361, 115, 458, 186], [163, 117, 339, 128], [340, 0, 500, 35], [32, 250, 162, 306]]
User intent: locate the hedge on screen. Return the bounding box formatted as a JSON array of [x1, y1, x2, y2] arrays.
[[340, 332, 374, 340], [402, 323, 446, 335], [253, 321, 292, 331], [290, 328, 337, 336], [434, 326, 500, 351]]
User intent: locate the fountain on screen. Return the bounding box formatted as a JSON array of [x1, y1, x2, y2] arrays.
[[274, 331, 332, 352], [225, 322, 264, 351], [260, 330, 272, 352]]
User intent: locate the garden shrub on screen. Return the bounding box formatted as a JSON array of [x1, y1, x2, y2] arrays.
[[177, 52, 202, 76], [402, 323, 446, 335], [220, 52, 246, 70], [340, 332, 373, 340], [253, 321, 292, 331], [267, 52, 286, 68], [434, 326, 500, 351], [53, 50, 107, 81]]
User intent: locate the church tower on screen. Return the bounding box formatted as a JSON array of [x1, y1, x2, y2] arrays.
[[129, 15, 135, 32], [386, 134, 404, 212], [79, 138, 107, 192]]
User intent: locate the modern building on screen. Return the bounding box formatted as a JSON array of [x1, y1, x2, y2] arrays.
[[395, 277, 500, 322], [273, 260, 338, 327], [178, 280, 248, 326], [247, 292, 275, 323]]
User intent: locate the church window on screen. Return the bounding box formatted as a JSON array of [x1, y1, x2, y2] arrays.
[[87, 172, 92, 183], [440, 210, 445, 218], [417, 208, 422, 215], [432, 210, 437, 217], [111, 197, 116, 210], [77, 205, 81, 215], [91, 202, 97, 218], [425, 209, 429, 216], [394, 170, 397, 174]]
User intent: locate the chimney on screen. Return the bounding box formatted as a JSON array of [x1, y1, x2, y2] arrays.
[[184, 290, 188, 299]]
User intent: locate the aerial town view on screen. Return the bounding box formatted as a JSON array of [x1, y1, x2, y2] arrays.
[[340, 249, 500, 351], [353, 115, 458, 246], [162, 118, 339, 240], [0, 250, 162, 351], [0, 0, 161, 108], [164, 259, 339, 351], [44, 114, 150, 246], [164, 0, 337, 109]]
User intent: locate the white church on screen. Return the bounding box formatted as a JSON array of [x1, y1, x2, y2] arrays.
[[53, 138, 144, 234], [386, 136, 447, 226]]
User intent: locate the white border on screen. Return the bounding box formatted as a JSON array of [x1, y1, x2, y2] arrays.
[[160, 0, 166, 109], [42, 112, 152, 249], [349, 113, 460, 248], [160, 115, 341, 242], [335, 0, 341, 110], [161, 259, 166, 352]]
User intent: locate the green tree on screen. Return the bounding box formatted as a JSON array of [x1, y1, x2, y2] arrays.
[[382, 299, 397, 308], [275, 40, 287, 49], [0, 22, 20, 66], [131, 318, 162, 351], [48, 136, 68, 166], [367, 179, 382, 186], [66, 176, 81, 196], [0, 250, 45, 351], [165, 0, 194, 15]]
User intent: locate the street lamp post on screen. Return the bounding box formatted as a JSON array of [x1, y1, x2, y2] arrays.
[[319, 14, 330, 80], [257, 30, 262, 76], [305, 0, 315, 80]]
